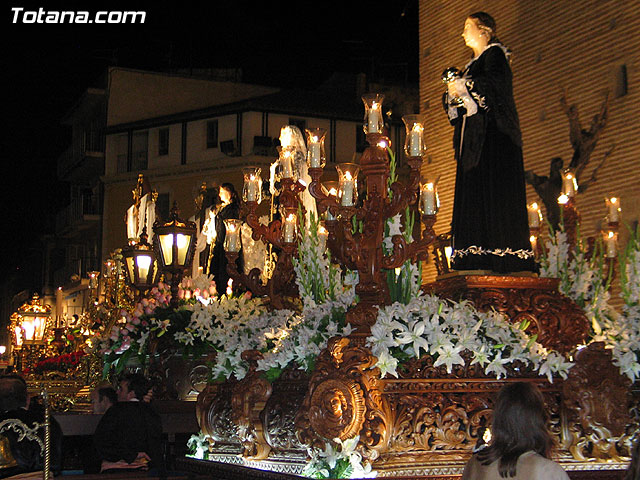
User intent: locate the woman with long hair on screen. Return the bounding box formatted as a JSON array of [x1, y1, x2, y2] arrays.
[[209, 182, 241, 294], [444, 12, 536, 274], [462, 382, 569, 479]]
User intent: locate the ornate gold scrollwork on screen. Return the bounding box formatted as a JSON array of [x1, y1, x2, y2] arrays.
[[231, 350, 273, 460], [562, 342, 634, 461]]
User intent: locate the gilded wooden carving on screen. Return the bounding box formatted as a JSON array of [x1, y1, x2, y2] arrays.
[[231, 350, 273, 460], [562, 342, 634, 461]]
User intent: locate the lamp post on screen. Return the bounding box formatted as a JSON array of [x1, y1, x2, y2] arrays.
[[153, 202, 197, 306]]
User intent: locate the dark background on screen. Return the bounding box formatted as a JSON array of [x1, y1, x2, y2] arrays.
[[3, 1, 419, 290]]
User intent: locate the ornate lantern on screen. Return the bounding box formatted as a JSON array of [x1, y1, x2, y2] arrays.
[[153, 202, 197, 303], [122, 228, 160, 295]]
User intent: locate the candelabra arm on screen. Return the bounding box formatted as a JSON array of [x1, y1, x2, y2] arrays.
[[384, 156, 422, 219], [225, 252, 268, 297]]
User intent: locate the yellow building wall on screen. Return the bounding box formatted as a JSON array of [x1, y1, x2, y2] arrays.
[[419, 0, 640, 285]]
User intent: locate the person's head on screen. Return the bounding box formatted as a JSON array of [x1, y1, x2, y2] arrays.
[[117, 373, 149, 402], [463, 12, 499, 53], [478, 382, 554, 477], [626, 438, 640, 480], [219, 183, 239, 206], [92, 383, 117, 414], [0, 374, 28, 412]]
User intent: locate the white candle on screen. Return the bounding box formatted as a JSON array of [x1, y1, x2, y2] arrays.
[[309, 142, 321, 168], [605, 231, 617, 258], [281, 151, 294, 178], [409, 124, 424, 157], [562, 171, 577, 197], [421, 183, 438, 215], [340, 172, 355, 206], [282, 214, 297, 243], [606, 197, 620, 223], [527, 203, 542, 228], [368, 102, 382, 133], [318, 224, 328, 251], [246, 175, 259, 201], [224, 220, 241, 252]]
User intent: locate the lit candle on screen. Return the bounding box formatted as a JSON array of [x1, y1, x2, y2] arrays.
[[247, 175, 259, 201], [408, 123, 424, 157], [530, 235, 538, 253], [224, 219, 242, 252], [306, 128, 326, 169], [280, 148, 295, 178], [605, 231, 617, 258], [340, 171, 355, 206], [562, 170, 577, 197], [282, 213, 297, 243], [318, 223, 328, 251], [420, 182, 439, 215], [368, 101, 382, 134], [527, 203, 542, 228], [606, 197, 620, 223], [444, 246, 453, 269], [135, 254, 152, 283]]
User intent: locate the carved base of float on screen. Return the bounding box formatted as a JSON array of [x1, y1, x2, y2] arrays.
[[424, 273, 591, 354], [194, 340, 635, 477], [190, 276, 635, 478]]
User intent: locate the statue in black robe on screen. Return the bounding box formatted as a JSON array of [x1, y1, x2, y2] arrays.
[[444, 39, 536, 273]]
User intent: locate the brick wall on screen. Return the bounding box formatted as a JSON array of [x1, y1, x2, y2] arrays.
[[419, 0, 640, 287]]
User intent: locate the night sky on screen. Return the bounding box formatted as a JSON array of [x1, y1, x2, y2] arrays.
[[3, 1, 419, 290]]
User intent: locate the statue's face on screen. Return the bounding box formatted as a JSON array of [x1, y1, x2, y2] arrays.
[[462, 18, 486, 51], [219, 187, 231, 204]]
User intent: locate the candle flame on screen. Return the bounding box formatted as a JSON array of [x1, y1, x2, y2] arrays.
[[608, 231, 615, 239], [412, 123, 424, 133], [345, 171, 353, 181], [286, 213, 296, 222], [557, 194, 569, 205]]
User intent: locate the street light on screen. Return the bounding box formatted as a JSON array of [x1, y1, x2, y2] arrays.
[[153, 202, 197, 304]]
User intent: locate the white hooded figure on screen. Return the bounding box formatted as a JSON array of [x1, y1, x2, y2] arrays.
[[279, 125, 317, 225]]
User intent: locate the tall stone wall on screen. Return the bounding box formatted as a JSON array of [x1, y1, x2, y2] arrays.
[[419, 0, 640, 286]]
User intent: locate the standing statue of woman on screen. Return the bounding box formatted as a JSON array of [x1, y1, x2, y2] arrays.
[[444, 12, 536, 273], [209, 183, 241, 294]]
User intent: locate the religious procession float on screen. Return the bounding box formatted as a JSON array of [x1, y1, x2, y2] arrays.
[[10, 95, 638, 479]]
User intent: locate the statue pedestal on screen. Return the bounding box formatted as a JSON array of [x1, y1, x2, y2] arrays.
[[425, 273, 590, 354]]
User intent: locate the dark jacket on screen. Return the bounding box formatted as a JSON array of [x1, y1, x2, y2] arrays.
[[94, 401, 163, 470]]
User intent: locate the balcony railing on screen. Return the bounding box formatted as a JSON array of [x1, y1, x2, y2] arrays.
[[53, 256, 99, 287], [55, 194, 101, 234]]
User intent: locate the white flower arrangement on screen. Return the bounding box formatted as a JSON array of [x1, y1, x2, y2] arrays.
[[540, 223, 640, 382], [540, 227, 614, 335], [187, 432, 212, 460], [302, 435, 376, 479], [599, 227, 640, 382], [367, 295, 573, 383]]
